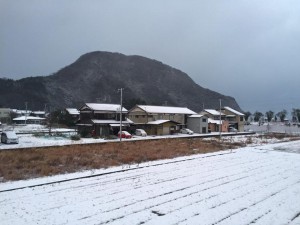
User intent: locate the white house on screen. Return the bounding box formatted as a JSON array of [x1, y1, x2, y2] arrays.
[[187, 114, 208, 134], [13, 116, 45, 124]]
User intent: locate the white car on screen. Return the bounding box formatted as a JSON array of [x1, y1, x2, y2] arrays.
[[135, 129, 147, 137], [1, 131, 19, 144], [180, 128, 194, 135]]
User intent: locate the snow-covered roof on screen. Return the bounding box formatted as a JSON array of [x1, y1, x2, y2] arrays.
[[137, 105, 196, 114], [66, 108, 80, 115], [147, 120, 171, 125], [126, 118, 134, 124], [15, 110, 32, 114], [225, 115, 236, 117], [91, 119, 130, 124], [223, 106, 244, 116], [189, 114, 205, 118], [208, 118, 223, 125], [204, 109, 225, 116], [84, 103, 128, 112], [13, 116, 45, 121], [32, 111, 45, 115]]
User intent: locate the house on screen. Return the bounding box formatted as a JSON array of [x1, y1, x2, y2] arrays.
[[128, 105, 196, 125], [221, 106, 245, 132], [199, 109, 228, 132], [13, 116, 45, 124], [128, 105, 196, 135], [187, 115, 208, 134], [77, 103, 130, 137], [65, 108, 80, 123], [13, 109, 32, 117], [207, 118, 229, 132], [146, 120, 180, 135]]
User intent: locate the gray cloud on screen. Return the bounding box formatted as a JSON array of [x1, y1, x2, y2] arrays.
[[1, 0, 300, 113]]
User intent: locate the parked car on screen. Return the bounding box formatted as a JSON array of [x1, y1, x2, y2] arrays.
[[135, 129, 147, 137], [1, 131, 19, 144], [229, 127, 238, 133], [180, 128, 194, 135], [118, 131, 132, 139]]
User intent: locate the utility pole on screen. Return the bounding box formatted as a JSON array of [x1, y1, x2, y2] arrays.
[[219, 99, 222, 140], [118, 88, 124, 142]]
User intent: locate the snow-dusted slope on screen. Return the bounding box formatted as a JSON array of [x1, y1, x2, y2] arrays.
[[1, 142, 300, 225]]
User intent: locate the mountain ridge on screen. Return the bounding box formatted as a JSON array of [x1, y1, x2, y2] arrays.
[[0, 51, 242, 112]]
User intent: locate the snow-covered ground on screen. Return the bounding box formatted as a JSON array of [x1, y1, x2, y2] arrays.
[[0, 132, 214, 150], [1, 123, 294, 150], [0, 124, 254, 150], [1, 141, 300, 225], [245, 123, 300, 134]]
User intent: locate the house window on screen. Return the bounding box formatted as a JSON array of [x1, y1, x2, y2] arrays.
[[202, 118, 207, 122], [240, 116, 244, 122], [135, 115, 139, 118]]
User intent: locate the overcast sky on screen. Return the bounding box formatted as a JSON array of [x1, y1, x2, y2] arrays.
[[1, 0, 300, 113]]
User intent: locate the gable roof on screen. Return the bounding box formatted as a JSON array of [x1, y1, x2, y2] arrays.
[[136, 105, 196, 115], [13, 116, 45, 121], [32, 111, 45, 115], [91, 119, 130, 125], [147, 119, 179, 125], [208, 118, 223, 125], [223, 106, 244, 116], [82, 103, 128, 112], [203, 109, 225, 116], [189, 114, 205, 118], [66, 108, 80, 115]]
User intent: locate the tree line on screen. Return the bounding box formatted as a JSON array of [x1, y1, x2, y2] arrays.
[[243, 109, 300, 123]]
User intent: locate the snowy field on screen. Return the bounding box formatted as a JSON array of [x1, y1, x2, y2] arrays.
[[0, 124, 255, 150], [1, 123, 300, 151], [1, 141, 300, 225], [245, 123, 300, 134], [0, 132, 213, 150]]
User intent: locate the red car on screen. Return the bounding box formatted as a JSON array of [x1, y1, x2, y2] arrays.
[[118, 131, 132, 139]]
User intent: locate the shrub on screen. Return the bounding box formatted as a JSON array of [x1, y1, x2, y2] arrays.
[[93, 136, 100, 139], [80, 130, 91, 138], [70, 135, 81, 141], [33, 132, 44, 137]]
